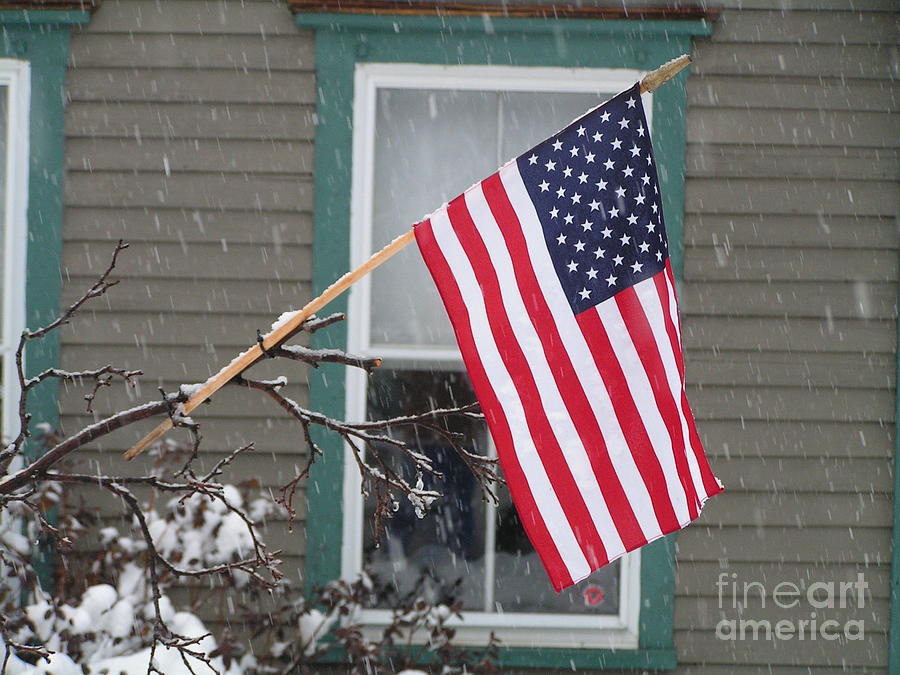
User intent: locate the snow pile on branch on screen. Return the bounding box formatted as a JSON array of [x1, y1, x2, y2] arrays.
[[1, 612, 244, 674]]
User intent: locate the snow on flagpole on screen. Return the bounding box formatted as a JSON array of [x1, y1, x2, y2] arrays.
[[123, 54, 692, 461]]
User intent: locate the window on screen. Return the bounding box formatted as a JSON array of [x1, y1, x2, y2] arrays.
[[0, 59, 30, 447], [296, 9, 712, 668], [343, 64, 649, 649]]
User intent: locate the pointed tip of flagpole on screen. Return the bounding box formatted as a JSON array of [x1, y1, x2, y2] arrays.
[[640, 54, 692, 94]]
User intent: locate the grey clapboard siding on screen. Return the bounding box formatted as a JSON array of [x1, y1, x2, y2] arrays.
[[58, 1, 317, 639], [678, 4, 897, 672], [56, 1, 898, 672]]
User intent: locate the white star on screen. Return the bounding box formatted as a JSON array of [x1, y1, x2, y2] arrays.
[[552, 139, 563, 151], [641, 174, 651, 185], [615, 186, 627, 199], [600, 111, 610, 123], [556, 233, 567, 245], [570, 146, 580, 157], [585, 152, 596, 163], [646, 154, 653, 165], [635, 193, 646, 205], [567, 260, 578, 273], [539, 180, 550, 192], [608, 206, 619, 218], [631, 261, 643, 274], [550, 207, 559, 218], [613, 254, 624, 266], [626, 213, 639, 226], [574, 240, 586, 252], [637, 124, 645, 137], [578, 172, 589, 184], [571, 192, 582, 204], [618, 117, 630, 129], [651, 203, 658, 213], [606, 273, 618, 286], [630, 144, 641, 158], [626, 97, 636, 109], [646, 221, 656, 233], [623, 166, 635, 178], [656, 249, 663, 261], [611, 138, 623, 150], [592, 131, 603, 142], [578, 288, 592, 300], [576, 125, 586, 137], [596, 179, 608, 191], [600, 227, 613, 239], [619, 233, 631, 246], [639, 241, 651, 253], [556, 186, 566, 198], [586, 267, 599, 280], [594, 246, 606, 258], [564, 213, 575, 225], [588, 199, 601, 212], [528, 154, 538, 165], [563, 166, 573, 178], [603, 158, 615, 171], [580, 220, 593, 231], [545, 159, 556, 171]]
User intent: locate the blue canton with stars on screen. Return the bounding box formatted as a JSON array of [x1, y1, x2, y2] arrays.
[[517, 83, 668, 315]]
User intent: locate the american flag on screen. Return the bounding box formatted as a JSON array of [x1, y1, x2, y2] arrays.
[[413, 83, 723, 592]]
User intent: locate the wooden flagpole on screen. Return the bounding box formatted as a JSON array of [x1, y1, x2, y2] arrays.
[[123, 54, 691, 461]]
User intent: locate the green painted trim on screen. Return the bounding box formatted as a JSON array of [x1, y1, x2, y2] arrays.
[[889, 273, 900, 675], [313, 642, 677, 669], [0, 10, 91, 25], [303, 13, 697, 669], [295, 12, 713, 36], [2, 19, 79, 592], [304, 27, 356, 599]]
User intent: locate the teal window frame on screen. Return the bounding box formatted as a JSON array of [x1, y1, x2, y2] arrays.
[[297, 11, 711, 670], [0, 9, 92, 588]]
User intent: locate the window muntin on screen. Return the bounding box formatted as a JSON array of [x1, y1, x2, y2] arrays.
[[0, 60, 30, 447], [345, 64, 650, 648]]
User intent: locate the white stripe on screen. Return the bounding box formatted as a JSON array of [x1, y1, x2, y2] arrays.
[[465, 183, 628, 556], [663, 267, 683, 345], [501, 163, 677, 537], [593, 298, 692, 523], [634, 278, 708, 505], [429, 206, 592, 580]]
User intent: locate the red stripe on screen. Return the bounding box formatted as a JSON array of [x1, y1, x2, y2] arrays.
[[653, 271, 723, 500], [414, 218, 574, 590], [574, 308, 682, 534], [614, 286, 700, 519], [445, 195, 612, 569], [481, 174, 651, 549]]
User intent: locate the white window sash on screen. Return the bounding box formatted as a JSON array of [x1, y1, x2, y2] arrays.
[[0, 59, 31, 447], [343, 63, 651, 649]]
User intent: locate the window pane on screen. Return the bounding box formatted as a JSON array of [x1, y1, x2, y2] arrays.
[[369, 89, 499, 349], [499, 91, 607, 162], [363, 368, 489, 609], [494, 486, 620, 615]]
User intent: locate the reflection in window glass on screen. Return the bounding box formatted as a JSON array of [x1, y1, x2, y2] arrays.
[[364, 368, 488, 610]]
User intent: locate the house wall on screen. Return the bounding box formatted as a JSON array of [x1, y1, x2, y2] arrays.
[[56, 0, 897, 671]]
